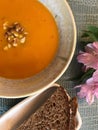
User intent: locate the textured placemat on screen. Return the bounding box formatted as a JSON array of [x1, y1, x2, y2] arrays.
[[58, 0, 98, 130], [0, 0, 98, 130]]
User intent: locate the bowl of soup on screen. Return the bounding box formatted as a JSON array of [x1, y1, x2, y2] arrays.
[[0, 0, 76, 98]]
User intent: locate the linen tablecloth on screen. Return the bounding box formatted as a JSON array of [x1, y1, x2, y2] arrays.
[[0, 0, 98, 130]]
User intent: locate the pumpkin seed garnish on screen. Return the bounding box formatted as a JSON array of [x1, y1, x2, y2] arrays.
[[3, 22, 28, 51]]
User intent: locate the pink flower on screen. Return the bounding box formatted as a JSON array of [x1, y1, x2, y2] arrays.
[[77, 42, 98, 70], [76, 70, 98, 105]]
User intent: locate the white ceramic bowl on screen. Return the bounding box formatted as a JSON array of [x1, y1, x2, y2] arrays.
[[0, 0, 76, 98]]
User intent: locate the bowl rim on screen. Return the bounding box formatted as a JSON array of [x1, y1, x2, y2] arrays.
[[0, 0, 77, 98]]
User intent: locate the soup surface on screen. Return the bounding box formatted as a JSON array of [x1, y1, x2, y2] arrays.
[[0, 0, 59, 79]]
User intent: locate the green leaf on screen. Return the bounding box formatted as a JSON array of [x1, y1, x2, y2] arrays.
[[82, 32, 89, 38], [88, 26, 98, 36], [70, 68, 95, 84], [78, 68, 95, 84], [81, 26, 98, 42], [82, 31, 98, 41]]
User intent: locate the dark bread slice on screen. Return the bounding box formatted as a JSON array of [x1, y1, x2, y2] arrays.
[[17, 86, 78, 130], [69, 97, 78, 130]]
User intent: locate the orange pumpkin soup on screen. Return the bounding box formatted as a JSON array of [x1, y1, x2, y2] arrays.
[[0, 0, 59, 79]]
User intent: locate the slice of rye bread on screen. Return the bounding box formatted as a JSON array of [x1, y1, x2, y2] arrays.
[[17, 86, 78, 130]]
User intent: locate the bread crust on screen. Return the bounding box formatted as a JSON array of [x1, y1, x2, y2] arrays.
[[17, 86, 78, 130]]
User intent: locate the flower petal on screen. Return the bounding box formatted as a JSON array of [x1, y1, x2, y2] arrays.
[[76, 84, 90, 98], [86, 77, 94, 85], [93, 70, 98, 82], [94, 87, 98, 98], [85, 43, 94, 54], [74, 85, 82, 88], [86, 91, 94, 105], [77, 53, 98, 69], [93, 42, 98, 53], [77, 91, 86, 98], [95, 93, 98, 99], [77, 53, 94, 64], [85, 42, 98, 54]]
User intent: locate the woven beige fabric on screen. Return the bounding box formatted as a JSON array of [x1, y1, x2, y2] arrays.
[[58, 0, 98, 130]]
